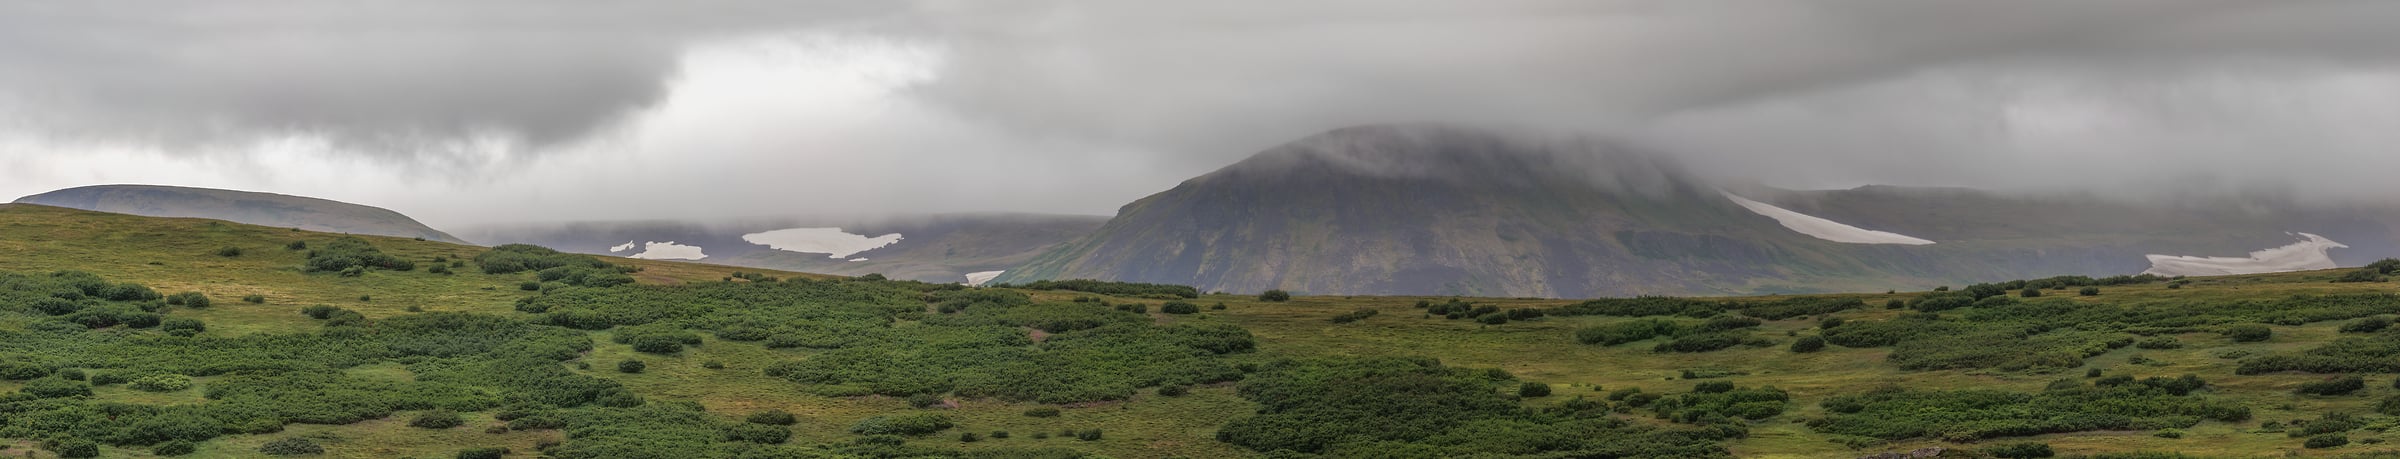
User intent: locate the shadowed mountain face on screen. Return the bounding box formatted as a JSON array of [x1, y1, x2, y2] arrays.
[[998, 125, 2400, 297], [14, 184, 467, 244], [457, 214, 1107, 284]]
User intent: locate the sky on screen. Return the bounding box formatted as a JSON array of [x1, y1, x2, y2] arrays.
[[4, 0, 2400, 228]]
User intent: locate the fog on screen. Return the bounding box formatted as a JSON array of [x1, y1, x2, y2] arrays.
[[4, 0, 2399, 227]]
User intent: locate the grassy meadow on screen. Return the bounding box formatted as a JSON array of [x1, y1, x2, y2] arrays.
[[4, 203, 2400, 458]]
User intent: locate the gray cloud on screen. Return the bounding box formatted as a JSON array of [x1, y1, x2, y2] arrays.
[[3, 0, 2400, 225]]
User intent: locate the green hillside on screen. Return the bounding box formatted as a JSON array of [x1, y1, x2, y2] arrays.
[[6, 203, 2400, 458]]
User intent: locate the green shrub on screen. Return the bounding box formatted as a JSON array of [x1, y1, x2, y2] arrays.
[[1259, 290, 1291, 302], [456, 448, 508, 459], [617, 359, 645, 373], [243, 294, 267, 304], [305, 237, 415, 273], [728, 423, 791, 444], [474, 244, 614, 275], [1023, 407, 1061, 418], [2134, 336, 2181, 350], [520, 281, 541, 291], [1790, 335, 1827, 353], [45, 438, 99, 458], [1076, 429, 1104, 441], [2296, 376, 2366, 396], [2336, 269, 2386, 283], [411, 409, 465, 429], [2078, 287, 2100, 296], [1330, 309, 1379, 324], [2020, 288, 2042, 298], [154, 440, 199, 456], [21, 377, 92, 398], [2307, 434, 2349, 448], [1519, 382, 1552, 397], [1984, 442, 2055, 458], [2342, 317, 2392, 333], [166, 292, 210, 308], [850, 413, 954, 436], [129, 374, 193, 392], [747, 409, 798, 425], [1161, 301, 1200, 314], [260, 437, 325, 456], [2224, 324, 2273, 342], [215, 246, 244, 257], [1159, 384, 1191, 396], [959, 431, 980, 442]]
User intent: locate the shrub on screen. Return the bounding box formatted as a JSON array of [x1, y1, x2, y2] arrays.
[[2336, 269, 2386, 283], [2020, 288, 2042, 298], [617, 359, 645, 373], [428, 264, 453, 275], [2134, 336, 2182, 349], [992, 430, 1010, 439], [520, 281, 541, 291], [2343, 317, 2392, 333], [1984, 442, 2055, 458], [411, 409, 465, 429], [154, 440, 198, 456], [747, 409, 798, 425], [958, 432, 980, 442], [260, 437, 325, 456], [287, 240, 308, 250], [1076, 429, 1103, 441], [243, 294, 267, 304], [2224, 324, 2273, 342], [1330, 309, 1379, 324], [456, 448, 508, 459], [45, 438, 99, 458], [728, 423, 791, 444], [907, 393, 942, 408], [2154, 429, 2184, 439], [55, 368, 84, 381], [129, 374, 194, 392], [1161, 301, 1200, 314], [474, 244, 613, 275], [1259, 290, 1291, 302], [22, 377, 93, 398], [215, 246, 244, 257], [2296, 376, 2367, 396], [2078, 287, 2100, 296], [1159, 384, 1191, 396], [1519, 382, 1552, 397], [1023, 407, 1061, 418], [166, 292, 210, 308], [2307, 434, 2350, 449], [1790, 335, 1827, 353], [305, 237, 415, 273], [850, 413, 954, 436]]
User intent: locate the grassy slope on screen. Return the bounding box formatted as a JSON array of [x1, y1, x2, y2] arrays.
[[5, 203, 2400, 457]]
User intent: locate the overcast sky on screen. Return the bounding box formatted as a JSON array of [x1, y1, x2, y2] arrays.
[[4, 0, 2399, 227]]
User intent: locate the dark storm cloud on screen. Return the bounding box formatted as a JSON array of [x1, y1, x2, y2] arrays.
[[6, 0, 2400, 224], [0, 0, 902, 147]]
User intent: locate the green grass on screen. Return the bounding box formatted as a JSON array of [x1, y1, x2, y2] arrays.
[[9, 203, 2400, 457]]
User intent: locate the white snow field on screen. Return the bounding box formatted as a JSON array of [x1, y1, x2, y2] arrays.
[[740, 227, 904, 258], [2142, 232, 2348, 277], [964, 270, 1005, 286], [627, 241, 707, 260], [1722, 192, 1936, 245], [609, 241, 637, 253]]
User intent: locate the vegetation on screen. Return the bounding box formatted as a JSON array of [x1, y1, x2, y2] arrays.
[[7, 206, 2400, 457], [997, 279, 1200, 298]]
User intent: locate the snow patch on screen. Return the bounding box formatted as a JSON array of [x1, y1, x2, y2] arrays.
[[609, 241, 637, 253], [2142, 233, 2347, 277], [741, 227, 903, 258], [848, 258, 868, 262], [628, 241, 707, 260], [964, 270, 1005, 286], [1723, 192, 1936, 245]]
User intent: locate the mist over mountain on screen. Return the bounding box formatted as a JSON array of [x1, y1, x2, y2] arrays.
[[999, 125, 2400, 297], [459, 213, 1104, 284]]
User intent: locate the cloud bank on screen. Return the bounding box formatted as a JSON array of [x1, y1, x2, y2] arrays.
[[4, 0, 2399, 226]]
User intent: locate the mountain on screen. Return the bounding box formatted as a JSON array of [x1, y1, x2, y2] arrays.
[[999, 125, 2400, 297], [456, 213, 1106, 284], [14, 184, 467, 244]]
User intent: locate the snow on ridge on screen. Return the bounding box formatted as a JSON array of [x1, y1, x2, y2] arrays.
[[609, 241, 637, 253], [628, 241, 707, 260], [964, 270, 1005, 286], [1722, 192, 1936, 245], [741, 227, 904, 258], [2142, 232, 2347, 277]]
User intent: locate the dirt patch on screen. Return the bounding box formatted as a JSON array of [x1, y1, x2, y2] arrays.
[[1027, 327, 1051, 343]]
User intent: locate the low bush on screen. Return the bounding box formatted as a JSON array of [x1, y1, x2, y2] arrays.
[[411, 409, 465, 429], [1259, 290, 1291, 302], [747, 409, 798, 425], [259, 438, 325, 456], [1519, 382, 1551, 397], [850, 413, 954, 436], [2225, 324, 2273, 342], [2296, 376, 2366, 396]]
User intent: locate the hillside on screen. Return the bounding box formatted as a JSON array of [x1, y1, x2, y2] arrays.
[[15, 184, 468, 244], [1000, 125, 2400, 297], [5, 204, 2400, 457], [457, 214, 1106, 284]]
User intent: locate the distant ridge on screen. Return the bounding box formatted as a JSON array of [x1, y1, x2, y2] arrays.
[[14, 184, 468, 244]]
